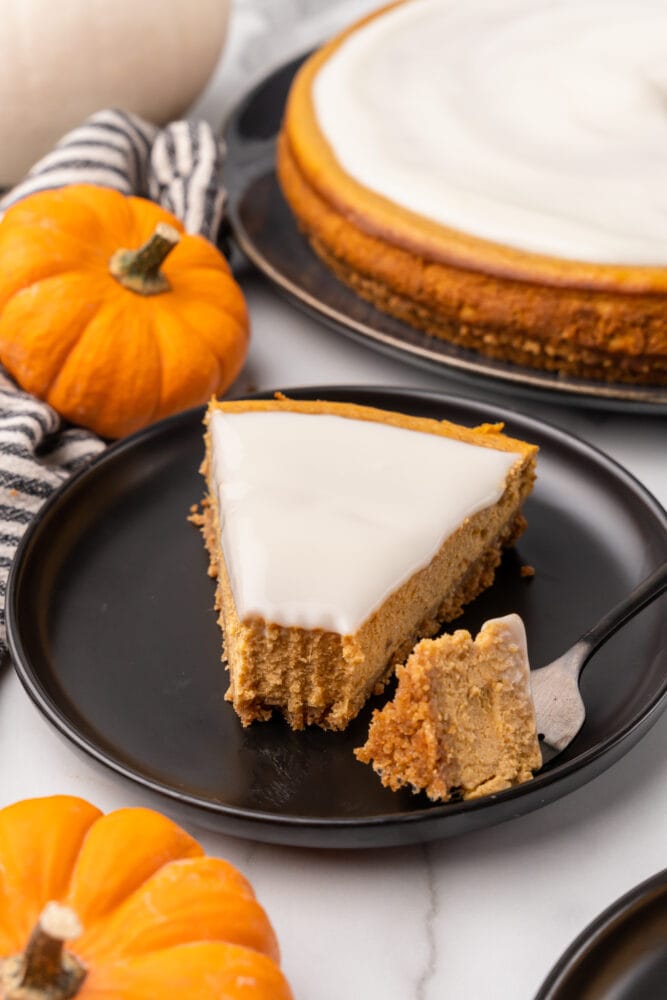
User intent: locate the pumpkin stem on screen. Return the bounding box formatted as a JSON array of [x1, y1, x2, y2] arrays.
[[0, 902, 87, 1000], [109, 222, 181, 295]]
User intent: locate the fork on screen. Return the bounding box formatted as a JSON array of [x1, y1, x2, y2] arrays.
[[531, 560, 667, 764]]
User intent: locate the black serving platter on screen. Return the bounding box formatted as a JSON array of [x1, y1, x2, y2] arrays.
[[536, 869, 667, 999], [6, 387, 667, 848], [223, 56, 667, 414]]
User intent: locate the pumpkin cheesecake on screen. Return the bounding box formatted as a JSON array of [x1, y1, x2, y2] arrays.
[[277, 0, 667, 385], [356, 615, 541, 800], [198, 397, 537, 731]]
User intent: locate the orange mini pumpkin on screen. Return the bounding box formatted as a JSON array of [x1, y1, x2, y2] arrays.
[[0, 184, 249, 438], [0, 796, 293, 1000]]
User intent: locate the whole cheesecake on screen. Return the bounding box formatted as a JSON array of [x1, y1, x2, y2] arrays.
[[278, 0, 667, 385], [198, 397, 537, 730]]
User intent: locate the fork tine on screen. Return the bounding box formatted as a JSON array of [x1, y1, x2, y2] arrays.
[[530, 645, 586, 752], [530, 561, 667, 764], [538, 739, 561, 766]]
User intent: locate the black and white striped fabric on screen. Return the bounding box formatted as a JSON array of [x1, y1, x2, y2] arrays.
[[0, 108, 227, 659], [0, 109, 226, 242], [148, 120, 226, 241], [0, 110, 157, 207]]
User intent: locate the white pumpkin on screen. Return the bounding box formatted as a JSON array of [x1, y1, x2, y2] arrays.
[[0, 0, 231, 186]]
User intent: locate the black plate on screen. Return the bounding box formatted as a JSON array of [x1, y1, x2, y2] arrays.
[[7, 387, 667, 848], [223, 56, 667, 414], [536, 869, 667, 999]]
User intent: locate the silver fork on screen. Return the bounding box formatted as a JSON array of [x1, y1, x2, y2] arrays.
[[531, 560, 667, 765]]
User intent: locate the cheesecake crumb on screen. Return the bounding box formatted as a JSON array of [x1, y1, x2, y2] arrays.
[[355, 615, 541, 801]]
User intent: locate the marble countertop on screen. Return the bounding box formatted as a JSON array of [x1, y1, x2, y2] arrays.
[[2, 273, 665, 999], [2, 4, 666, 998]]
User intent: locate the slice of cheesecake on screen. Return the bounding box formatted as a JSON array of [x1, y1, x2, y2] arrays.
[[355, 615, 542, 800], [198, 397, 537, 730]]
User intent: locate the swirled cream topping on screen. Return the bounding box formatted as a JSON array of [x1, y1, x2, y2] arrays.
[[312, 0, 667, 264], [210, 410, 521, 634]]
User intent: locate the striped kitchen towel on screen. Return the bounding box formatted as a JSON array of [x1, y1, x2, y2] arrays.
[[0, 109, 226, 241], [0, 108, 227, 660]]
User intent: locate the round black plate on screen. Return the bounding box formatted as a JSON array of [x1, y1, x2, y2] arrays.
[[7, 387, 667, 848], [223, 56, 667, 414], [536, 869, 667, 999]]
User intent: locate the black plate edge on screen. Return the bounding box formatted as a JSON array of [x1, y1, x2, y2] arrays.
[[535, 868, 667, 999], [6, 385, 667, 847], [222, 54, 667, 414]]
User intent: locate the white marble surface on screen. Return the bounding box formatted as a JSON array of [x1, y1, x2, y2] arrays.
[[2, 4, 667, 999], [1, 274, 665, 999]]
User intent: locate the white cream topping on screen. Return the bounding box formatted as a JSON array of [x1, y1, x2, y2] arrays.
[[210, 410, 521, 634], [312, 0, 667, 265]]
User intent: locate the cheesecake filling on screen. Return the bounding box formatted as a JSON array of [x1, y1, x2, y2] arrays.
[[477, 613, 534, 699], [355, 612, 541, 800], [209, 410, 521, 634], [312, 0, 667, 265]]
